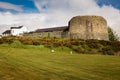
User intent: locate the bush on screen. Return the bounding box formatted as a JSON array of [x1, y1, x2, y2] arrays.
[[0, 43, 9, 47], [101, 46, 114, 55], [0, 37, 13, 44], [10, 40, 24, 48], [52, 46, 71, 53], [72, 45, 86, 53], [0, 36, 120, 55], [111, 41, 120, 52]]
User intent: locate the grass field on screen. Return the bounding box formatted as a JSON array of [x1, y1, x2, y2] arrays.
[[0, 45, 120, 80]]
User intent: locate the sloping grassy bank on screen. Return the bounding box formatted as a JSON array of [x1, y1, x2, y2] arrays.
[[0, 37, 120, 55], [0, 45, 120, 80]]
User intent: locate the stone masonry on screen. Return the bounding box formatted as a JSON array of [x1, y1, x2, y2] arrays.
[[69, 16, 109, 40], [25, 15, 109, 40]]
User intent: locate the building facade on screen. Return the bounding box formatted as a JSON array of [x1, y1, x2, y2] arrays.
[[11, 26, 27, 36], [2, 26, 28, 37], [25, 26, 70, 38], [69, 16, 109, 40], [25, 15, 109, 40]]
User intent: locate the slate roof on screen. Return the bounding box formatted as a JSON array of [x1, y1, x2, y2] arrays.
[[2, 30, 11, 34], [35, 26, 68, 32], [11, 26, 23, 29]]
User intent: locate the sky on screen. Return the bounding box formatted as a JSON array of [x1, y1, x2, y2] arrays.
[[0, 0, 120, 36]]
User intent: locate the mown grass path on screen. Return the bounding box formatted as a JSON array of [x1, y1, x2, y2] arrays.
[[0, 47, 120, 80]]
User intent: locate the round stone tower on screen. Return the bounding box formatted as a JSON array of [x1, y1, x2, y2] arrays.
[[69, 15, 109, 40]]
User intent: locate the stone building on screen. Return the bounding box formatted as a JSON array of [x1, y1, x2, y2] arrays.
[[69, 16, 109, 40], [25, 26, 69, 38], [25, 15, 109, 40]]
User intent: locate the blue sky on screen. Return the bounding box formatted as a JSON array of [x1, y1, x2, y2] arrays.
[[0, 0, 120, 13], [97, 0, 120, 9], [0, 0, 120, 36], [0, 0, 38, 13]]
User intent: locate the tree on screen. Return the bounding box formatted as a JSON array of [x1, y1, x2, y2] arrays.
[[108, 27, 119, 41]]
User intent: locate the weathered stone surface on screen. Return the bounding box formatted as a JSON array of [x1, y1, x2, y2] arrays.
[[69, 15, 109, 40], [25, 15, 109, 40]]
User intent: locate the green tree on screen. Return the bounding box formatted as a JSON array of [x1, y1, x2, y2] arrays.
[[108, 27, 119, 41]]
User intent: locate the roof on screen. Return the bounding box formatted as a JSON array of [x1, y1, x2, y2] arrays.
[[35, 26, 68, 32], [11, 26, 23, 29], [2, 30, 11, 34]]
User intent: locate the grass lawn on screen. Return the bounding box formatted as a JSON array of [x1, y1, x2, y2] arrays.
[[0, 46, 120, 80]]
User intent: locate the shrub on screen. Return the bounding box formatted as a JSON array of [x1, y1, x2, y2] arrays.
[[111, 41, 120, 52], [10, 40, 24, 48], [0, 37, 13, 44], [0, 36, 119, 55], [52, 46, 71, 53], [32, 39, 41, 45], [19, 37, 34, 45], [0, 43, 9, 47], [101, 46, 115, 55], [72, 45, 86, 53], [88, 49, 99, 54]]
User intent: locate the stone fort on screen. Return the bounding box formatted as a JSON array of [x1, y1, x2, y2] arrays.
[[25, 15, 109, 40]]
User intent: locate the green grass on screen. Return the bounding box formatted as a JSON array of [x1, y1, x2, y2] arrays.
[[0, 46, 120, 80]]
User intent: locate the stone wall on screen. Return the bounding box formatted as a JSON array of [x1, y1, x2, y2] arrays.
[[24, 15, 109, 40], [69, 16, 109, 40], [24, 31, 70, 39]]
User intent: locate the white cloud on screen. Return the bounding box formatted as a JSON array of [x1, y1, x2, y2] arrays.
[[0, 12, 45, 32], [0, 2, 23, 12], [33, 0, 120, 36], [0, 0, 120, 37]]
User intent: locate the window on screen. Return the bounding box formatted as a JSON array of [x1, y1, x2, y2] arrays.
[[12, 30, 14, 33]]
